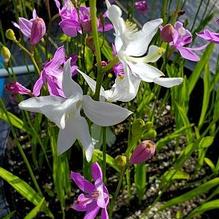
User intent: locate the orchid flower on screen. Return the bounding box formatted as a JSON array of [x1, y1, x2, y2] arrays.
[[160, 22, 206, 61], [19, 59, 132, 161], [71, 162, 109, 219], [197, 29, 219, 43], [13, 9, 46, 45], [134, 1, 148, 14], [33, 46, 77, 97], [105, 0, 183, 101], [54, 0, 112, 37]]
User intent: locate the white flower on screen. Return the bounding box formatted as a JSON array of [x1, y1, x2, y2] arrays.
[[105, 0, 183, 99], [19, 59, 132, 161]]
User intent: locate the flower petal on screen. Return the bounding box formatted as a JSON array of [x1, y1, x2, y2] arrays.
[[77, 69, 105, 97], [58, 114, 94, 161], [71, 172, 95, 193], [49, 46, 66, 69], [84, 205, 100, 219], [177, 47, 200, 61], [144, 45, 164, 63], [18, 18, 32, 38], [83, 95, 132, 126], [153, 77, 183, 88], [101, 208, 109, 219], [91, 162, 103, 182], [32, 73, 44, 96], [125, 18, 163, 56], [72, 194, 94, 212], [104, 69, 141, 102], [63, 59, 83, 97], [19, 96, 67, 128], [128, 62, 164, 82]]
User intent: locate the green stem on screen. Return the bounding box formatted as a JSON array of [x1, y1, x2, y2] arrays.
[[15, 41, 41, 75], [89, 0, 103, 100], [102, 57, 119, 73], [0, 100, 43, 196], [102, 127, 107, 183], [109, 166, 127, 218]]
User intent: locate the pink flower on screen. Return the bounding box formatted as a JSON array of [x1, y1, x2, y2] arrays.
[[33, 46, 78, 97], [130, 140, 156, 164], [134, 1, 148, 14], [13, 9, 46, 45], [197, 29, 219, 43], [54, 0, 112, 37], [71, 162, 109, 219], [160, 22, 206, 61], [6, 82, 32, 95]]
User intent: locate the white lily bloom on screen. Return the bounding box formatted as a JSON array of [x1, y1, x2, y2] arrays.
[[19, 59, 132, 161], [105, 0, 183, 92]]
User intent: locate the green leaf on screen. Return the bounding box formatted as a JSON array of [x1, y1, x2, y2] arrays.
[[160, 178, 219, 210], [163, 169, 189, 181], [0, 167, 42, 205], [2, 211, 15, 219], [24, 198, 45, 219], [93, 149, 119, 172], [204, 158, 216, 172], [135, 164, 146, 201], [188, 43, 214, 96], [0, 108, 28, 132], [85, 46, 94, 72], [213, 88, 219, 122], [175, 102, 192, 142], [199, 136, 214, 148], [99, 35, 113, 60], [157, 125, 192, 151], [187, 199, 219, 218], [198, 64, 210, 128]]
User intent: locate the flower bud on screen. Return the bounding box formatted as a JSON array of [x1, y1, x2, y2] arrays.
[[30, 17, 46, 45], [134, 1, 148, 13], [143, 129, 157, 139], [1, 46, 11, 63], [6, 82, 32, 95], [130, 140, 156, 164], [160, 24, 174, 43], [145, 121, 153, 130], [6, 29, 16, 41], [115, 155, 127, 169]]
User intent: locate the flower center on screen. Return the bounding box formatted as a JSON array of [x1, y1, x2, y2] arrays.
[[91, 190, 100, 200]]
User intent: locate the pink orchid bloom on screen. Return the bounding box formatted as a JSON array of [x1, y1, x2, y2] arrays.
[[161, 21, 206, 61], [197, 29, 219, 43], [54, 0, 112, 37], [33, 46, 78, 97], [71, 162, 109, 219], [13, 9, 46, 45]]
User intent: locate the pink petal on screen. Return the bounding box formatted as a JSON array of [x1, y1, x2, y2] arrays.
[[101, 208, 109, 219], [18, 18, 32, 38], [59, 19, 80, 37], [177, 47, 200, 62], [71, 172, 95, 193], [91, 162, 103, 182], [32, 74, 44, 96], [84, 205, 100, 219]]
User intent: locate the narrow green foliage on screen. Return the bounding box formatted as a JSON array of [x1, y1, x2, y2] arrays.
[[85, 46, 94, 72], [163, 169, 189, 181], [24, 198, 45, 219], [134, 164, 146, 201], [198, 64, 210, 128], [188, 43, 214, 96], [2, 211, 16, 219], [93, 149, 120, 172], [187, 199, 219, 218], [0, 167, 52, 216], [0, 107, 28, 132], [160, 178, 219, 210]]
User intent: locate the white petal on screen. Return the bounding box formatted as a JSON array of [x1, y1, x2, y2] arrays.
[[104, 70, 141, 102], [144, 45, 164, 63], [58, 115, 94, 161], [125, 18, 163, 56], [19, 96, 66, 129], [63, 59, 83, 97], [153, 77, 183, 88], [128, 62, 164, 82], [83, 95, 132, 126], [77, 69, 105, 97]]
